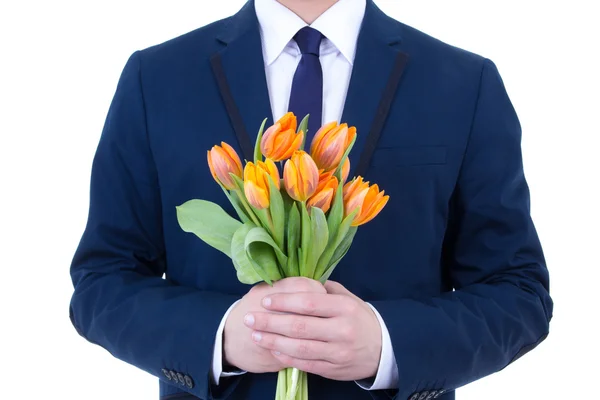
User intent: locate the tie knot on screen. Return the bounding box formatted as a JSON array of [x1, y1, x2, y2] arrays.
[[294, 27, 324, 56]]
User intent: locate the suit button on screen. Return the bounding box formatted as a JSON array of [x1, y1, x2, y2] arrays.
[[184, 374, 195, 389], [418, 392, 429, 400], [409, 394, 420, 400], [434, 389, 446, 398], [169, 371, 178, 382], [162, 369, 172, 380], [426, 391, 437, 399], [176, 372, 186, 385]]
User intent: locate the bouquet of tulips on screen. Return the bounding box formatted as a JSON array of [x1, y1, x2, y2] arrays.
[[176, 112, 389, 400]]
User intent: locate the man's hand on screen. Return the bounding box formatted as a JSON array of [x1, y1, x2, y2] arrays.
[[244, 280, 383, 381], [223, 277, 327, 373]]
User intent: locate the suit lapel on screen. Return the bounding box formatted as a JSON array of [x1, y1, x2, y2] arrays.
[[211, 0, 409, 171], [342, 1, 409, 178], [211, 0, 272, 162]]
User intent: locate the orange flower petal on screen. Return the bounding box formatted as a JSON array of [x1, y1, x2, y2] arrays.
[[355, 194, 389, 226], [263, 158, 280, 189], [341, 158, 350, 183], [220, 142, 243, 176], [244, 180, 269, 209], [307, 188, 335, 213], [310, 121, 338, 155]]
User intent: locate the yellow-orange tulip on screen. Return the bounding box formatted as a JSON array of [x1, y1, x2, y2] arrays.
[[207, 142, 243, 190], [283, 151, 319, 202], [343, 177, 389, 226], [307, 174, 338, 213], [261, 112, 304, 161], [243, 159, 280, 209], [310, 123, 356, 171]]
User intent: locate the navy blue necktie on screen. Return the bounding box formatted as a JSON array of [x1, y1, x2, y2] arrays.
[[288, 27, 324, 145]]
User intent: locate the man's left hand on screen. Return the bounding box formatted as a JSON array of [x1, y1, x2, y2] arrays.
[[243, 280, 382, 381]]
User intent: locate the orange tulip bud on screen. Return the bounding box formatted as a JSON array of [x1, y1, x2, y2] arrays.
[[261, 112, 304, 161], [283, 151, 320, 202], [343, 177, 389, 226], [310, 122, 357, 172], [307, 173, 339, 213], [207, 142, 243, 190], [243, 159, 280, 209]]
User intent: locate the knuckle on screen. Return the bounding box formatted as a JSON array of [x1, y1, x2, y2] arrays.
[[339, 324, 355, 342], [295, 278, 313, 292], [344, 298, 358, 314], [301, 359, 316, 373], [262, 334, 275, 348], [336, 349, 352, 364], [292, 277, 326, 293], [296, 342, 311, 358], [255, 315, 268, 330], [301, 298, 317, 315], [290, 319, 308, 337]]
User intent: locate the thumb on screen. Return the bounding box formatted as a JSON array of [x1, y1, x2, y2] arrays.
[[324, 280, 352, 296]]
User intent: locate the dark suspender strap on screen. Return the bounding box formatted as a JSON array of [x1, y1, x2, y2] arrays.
[[355, 51, 409, 177], [210, 53, 254, 161]]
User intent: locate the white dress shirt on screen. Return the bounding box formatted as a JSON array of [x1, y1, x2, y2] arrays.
[[211, 0, 399, 391]]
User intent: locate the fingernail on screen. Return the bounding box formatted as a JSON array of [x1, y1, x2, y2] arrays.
[[272, 351, 281, 356], [262, 297, 272, 307], [244, 314, 255, 327], [252, 332, 262, 342]]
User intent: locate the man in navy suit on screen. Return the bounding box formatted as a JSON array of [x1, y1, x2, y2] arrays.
[[69, 1, 553, 399]]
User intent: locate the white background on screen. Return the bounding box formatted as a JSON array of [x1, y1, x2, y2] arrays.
[[1, 0, 598, 399]]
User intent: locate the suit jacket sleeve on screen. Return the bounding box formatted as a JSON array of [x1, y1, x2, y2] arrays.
[[369, 59, 553, 400], [68, 51, 242, 400]]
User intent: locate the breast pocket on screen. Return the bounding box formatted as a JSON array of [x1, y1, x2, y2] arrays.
[[370, 145, 448, 168]]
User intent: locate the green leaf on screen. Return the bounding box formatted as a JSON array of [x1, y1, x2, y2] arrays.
[[299, 203, 311, 276], [281, 184, 295, 214], [176, 199, 241, 258], [286, 250, 299, 277], [314, 209, 358, 279], [254, 118, 268, 163], [221, 186, 251, 224], [267, 175, 285, 250], [318, 227, 357, 284], [305, 207, 329, 279], [298, 114, 310, 151], [231, 223, 263, 284], [245, 226, 286, 285], [286, 203, 301, 277], [327, 180, 344, 241]]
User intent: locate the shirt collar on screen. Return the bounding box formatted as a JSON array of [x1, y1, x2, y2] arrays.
[[254, 0, 366, 66]]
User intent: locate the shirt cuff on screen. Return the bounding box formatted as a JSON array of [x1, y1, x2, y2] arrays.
[[211, 299, 247, 385], [355, 302, 399, 390]]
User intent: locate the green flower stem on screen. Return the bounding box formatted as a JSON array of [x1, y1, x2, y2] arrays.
[[276, 370, 287, 400], [285, 368, 301, 400], [237, 191, 262, 227]]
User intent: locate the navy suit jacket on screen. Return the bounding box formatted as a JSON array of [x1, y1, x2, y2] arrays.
[[69, 1, 553, 399]]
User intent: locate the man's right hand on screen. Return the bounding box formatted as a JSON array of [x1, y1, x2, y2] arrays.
[[223, 277, 327, 373]]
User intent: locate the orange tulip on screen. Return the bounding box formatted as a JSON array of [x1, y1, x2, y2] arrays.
[[283, 151, 320, 202], [243, 159, 280, 209], [307, 174, 338, 213], [341, 158, 350, 183], [310, 123, 356, 171], [207, 142, 243, 190], [319, 157, 350, 184], [343, 177, 389, 226], [261, 112, 304, 161]]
